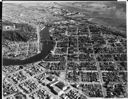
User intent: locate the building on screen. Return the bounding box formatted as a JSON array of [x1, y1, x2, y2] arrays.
[[3, 24, 16, 31], [55, 81, 65, 90]]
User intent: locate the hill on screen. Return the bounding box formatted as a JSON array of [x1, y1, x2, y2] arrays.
[[2, 21, 36, 42]]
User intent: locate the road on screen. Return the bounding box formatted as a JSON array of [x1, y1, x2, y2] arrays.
[[88, 26, 107, 97]]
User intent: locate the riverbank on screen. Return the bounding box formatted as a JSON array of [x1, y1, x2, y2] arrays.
[[3, 26, 55, 66]]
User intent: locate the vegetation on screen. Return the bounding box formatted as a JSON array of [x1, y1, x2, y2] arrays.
[[2, 21, 36, 42]]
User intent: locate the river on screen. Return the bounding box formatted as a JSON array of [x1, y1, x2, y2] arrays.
[[3, 26, 55, 66]]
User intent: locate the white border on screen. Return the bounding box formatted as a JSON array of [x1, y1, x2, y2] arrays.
[[2, 1, 128, 99], [126, 0, 128, 98], [3, 1, 106, 3], [118, 0, 127, 2]]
